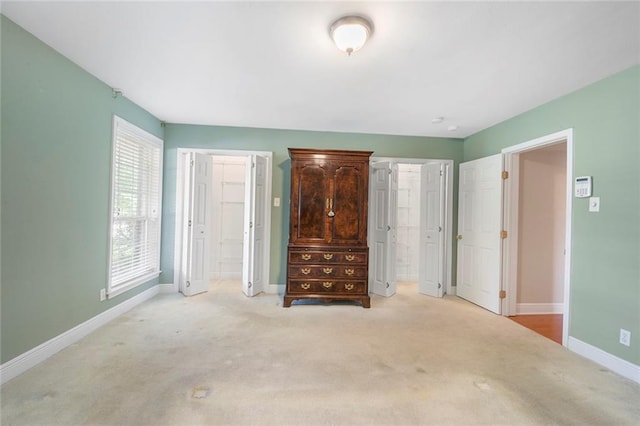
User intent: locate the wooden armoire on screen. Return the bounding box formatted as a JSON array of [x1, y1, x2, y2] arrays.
[[284, 148, 373, 308]]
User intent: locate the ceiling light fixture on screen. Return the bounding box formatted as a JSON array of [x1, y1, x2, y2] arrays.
[[330, 15, 373, 56]]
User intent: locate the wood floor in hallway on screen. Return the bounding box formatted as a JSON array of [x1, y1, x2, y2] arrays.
[[509, 314, 563, 344]]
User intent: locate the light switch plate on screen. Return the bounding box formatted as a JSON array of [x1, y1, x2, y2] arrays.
[[589, 197, 600, 212]]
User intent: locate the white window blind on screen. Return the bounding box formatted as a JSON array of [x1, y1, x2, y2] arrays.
[[108, 116, 163, 297]]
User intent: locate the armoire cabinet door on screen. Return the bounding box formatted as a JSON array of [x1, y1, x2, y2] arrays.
[[291, 161, 329, 244], [331, 163, 367, 244]]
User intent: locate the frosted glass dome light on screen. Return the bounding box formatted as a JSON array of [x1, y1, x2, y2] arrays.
[[330, 16, 373, 56]]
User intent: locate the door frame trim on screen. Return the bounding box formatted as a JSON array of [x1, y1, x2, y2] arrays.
[[502, 128, 574, 346], [173, 148, 273, 295]]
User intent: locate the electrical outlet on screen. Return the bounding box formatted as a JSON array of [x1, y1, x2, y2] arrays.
[[100, 289, 106, 302], [619, 329, 631, 347]]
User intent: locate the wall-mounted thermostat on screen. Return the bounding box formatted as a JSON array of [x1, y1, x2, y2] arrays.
[[575, 176, 592, 198]]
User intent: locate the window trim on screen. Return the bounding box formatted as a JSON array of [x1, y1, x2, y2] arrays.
[[107, 116, 163, 298]]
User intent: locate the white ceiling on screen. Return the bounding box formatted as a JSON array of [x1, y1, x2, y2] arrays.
[[3, 1, 639, 138]]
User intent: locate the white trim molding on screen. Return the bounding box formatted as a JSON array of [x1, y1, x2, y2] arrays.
[[0, 285, 160, 385], [568, 336, 640, 384], [266, 283, 285, 296], [158, 283, 177, 293], [516, 303, 564, 314]]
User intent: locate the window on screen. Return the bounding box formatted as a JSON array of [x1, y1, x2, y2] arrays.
[[108, 116, 163, 297]]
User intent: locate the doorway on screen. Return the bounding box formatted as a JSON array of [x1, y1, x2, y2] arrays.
[[210, 156, 246, 281], [369, 158, 453, 298], [173, 149, 273, 298], [502, 129, 573, 346], [396, 164, 421, 290]]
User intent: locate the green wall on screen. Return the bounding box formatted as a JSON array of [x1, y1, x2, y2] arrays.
[[161, 125, 463, 287], [463, 65, 640, 366], [1, 16, 163, 363]]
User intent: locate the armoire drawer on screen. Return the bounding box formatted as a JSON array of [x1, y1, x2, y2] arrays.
[[288, 249, 367, 265], [287, 265, 367, 279], [287, 280, 367, 294]]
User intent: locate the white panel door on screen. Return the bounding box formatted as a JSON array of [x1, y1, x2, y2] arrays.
[[457, 154, 503, 313], [184, 152, 211, 296], [419, 163, 445, 297], [242, 155, 267, 296], [369, 162, 397, 297]]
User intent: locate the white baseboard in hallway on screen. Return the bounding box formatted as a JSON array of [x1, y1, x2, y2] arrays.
[[517, 303, 563, 314], [568, 336, 640, 384], [0, 285, 161, 385]]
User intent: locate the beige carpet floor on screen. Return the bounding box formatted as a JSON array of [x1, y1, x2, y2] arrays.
[[1, 281, 639, 425]]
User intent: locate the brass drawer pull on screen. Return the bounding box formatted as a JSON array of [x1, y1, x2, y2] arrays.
[[345, 254, 355, 262], [323, 253, 334, 260], [301, 254, 311, 261], [345, 268, 355, 276], [322, 282, 333, 289], [345, 283, 354, 291], [322, 267, 333, 274], [301, 268, 311, 275], [301, 283, 311, 290]]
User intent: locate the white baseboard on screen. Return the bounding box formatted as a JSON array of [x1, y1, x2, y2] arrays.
[[265, 283, 285, 296], [0, 285, 160, 386], [517, 302, 563, 314], [158, 283, 177, 293], [568, 336, 640, 384]]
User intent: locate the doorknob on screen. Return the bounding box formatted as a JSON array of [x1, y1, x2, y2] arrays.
[[456, 234, 463, 240]]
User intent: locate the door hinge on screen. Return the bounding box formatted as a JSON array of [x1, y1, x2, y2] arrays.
[[186, 281, 191, 287], [190, 159, 194, 167], [440, 170, 444, 176], [438, 283, 442, 289], [502, 171, 509, 179], [438, 226, 442, 232], [188, 219, 192, 227], [500, 230, 508, 239], [386, 282, 390, 288], [499, 290, 506, 299]]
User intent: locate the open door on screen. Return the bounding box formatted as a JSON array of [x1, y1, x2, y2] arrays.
[[182, 152, 211, 296], [419, 163, 445, 297], [369, 162, 398, 296], [456, 154, 503, 314], [242, 154, 267, 296]]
